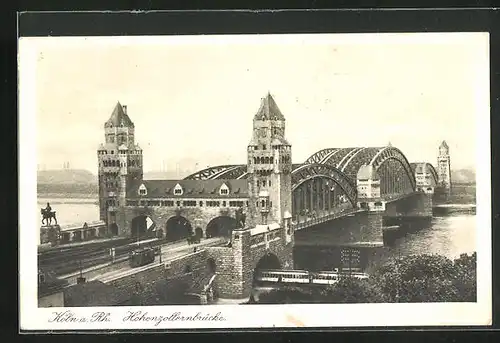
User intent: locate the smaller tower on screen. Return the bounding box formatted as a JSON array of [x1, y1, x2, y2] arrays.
[[437, 140, 452, 195]]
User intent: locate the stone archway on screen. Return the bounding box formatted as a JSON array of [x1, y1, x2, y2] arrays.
[[253, 252, 282, 286], [206, 216, 237, 238], [165, 216, 193, 242], [131, 215, 156, 239]]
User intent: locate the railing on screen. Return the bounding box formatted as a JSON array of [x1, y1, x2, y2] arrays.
[[292, 207, 364, 231]]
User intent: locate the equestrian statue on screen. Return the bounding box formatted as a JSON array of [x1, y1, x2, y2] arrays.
[[41, 202, 58, 226]]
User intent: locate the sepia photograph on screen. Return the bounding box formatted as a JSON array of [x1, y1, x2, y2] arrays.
[[19, 32, 491, 329]]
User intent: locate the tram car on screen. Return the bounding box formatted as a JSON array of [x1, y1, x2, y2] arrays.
[[129, 247, 155, 268], [255, 269, 311, 284], [311, 271, 340, 285], [255, 269, 370, 285]]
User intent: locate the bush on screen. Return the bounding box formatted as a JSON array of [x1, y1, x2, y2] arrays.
[[258, 286, 317, 304], [370, 253, 476, 302], [320, 276, 388, 303], [254, 252, 476, 304]]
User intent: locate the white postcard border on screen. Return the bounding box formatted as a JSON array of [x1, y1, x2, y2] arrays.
[[19, 33, 492, 330]]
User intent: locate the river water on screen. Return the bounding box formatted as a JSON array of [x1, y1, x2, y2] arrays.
[[36, 198, 477, 264]]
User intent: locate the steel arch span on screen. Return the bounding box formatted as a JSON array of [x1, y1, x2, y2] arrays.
[[369, 146, 416, 194], [307, 146, 417, 196], [184, 165, 244, 180], [291, 163, 357, 206], [410, 162, 439, 186]]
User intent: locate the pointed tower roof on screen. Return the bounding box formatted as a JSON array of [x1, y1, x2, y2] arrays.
[[440, 140, 449, 149], [254, 92, 285, 121], [106, 102, 134, 127]]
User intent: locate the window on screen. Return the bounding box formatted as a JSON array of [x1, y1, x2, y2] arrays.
[[257, 181, 260, 187], [176, 201, 181, 207], [269, 180, 272, 186], [138, 184, 147, 196], [199, 201, 203, 207], [174, 183, 184, 195], [219, 183, 230, 195], [222, 201, 226, 207], [263, 144, 267, 150]]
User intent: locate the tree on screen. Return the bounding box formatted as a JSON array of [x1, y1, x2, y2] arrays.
[[257, 286, 317, 304], [320, 276, 387, 303], [452, 252, 477, 302], [370, 253, 476, 303]]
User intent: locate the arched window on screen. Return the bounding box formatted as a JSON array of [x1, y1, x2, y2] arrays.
[[261, 200, 265, 207]]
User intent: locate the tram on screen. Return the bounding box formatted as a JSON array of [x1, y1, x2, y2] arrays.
[[254, 269, 370, 285], [129, 247, 156, 268]]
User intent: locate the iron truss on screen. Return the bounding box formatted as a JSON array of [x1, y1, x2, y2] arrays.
[[291, 163, 358, 205], [410, 162, 439, 186], [370, 147, 416, 191], [305, 146, 417, 192], [183, 165, 244, 180]]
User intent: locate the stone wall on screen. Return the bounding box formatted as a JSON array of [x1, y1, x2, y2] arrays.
[[103, 250, 218, 305], [39, 291, 64, 307], [105, 263, 166, 305], [205, 246, 235, 298]]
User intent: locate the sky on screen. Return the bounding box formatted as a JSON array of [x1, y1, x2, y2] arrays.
[[20, 33, 489, 176]]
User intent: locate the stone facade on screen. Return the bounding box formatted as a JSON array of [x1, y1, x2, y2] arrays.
[[39, 291, 64, 307], [96, 95, 296, 301], [116, 203, 248, 238]]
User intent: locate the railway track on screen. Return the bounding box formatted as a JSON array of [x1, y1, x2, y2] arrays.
[[39, 237, 198, 276]]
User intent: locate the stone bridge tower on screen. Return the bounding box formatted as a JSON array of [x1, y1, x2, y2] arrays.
[[97, 102, 143, 234], [246, 92, 293, 236], [437, 140, 452, 196]]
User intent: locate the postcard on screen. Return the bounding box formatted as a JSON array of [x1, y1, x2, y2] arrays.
[[19, 32, 491, 330]]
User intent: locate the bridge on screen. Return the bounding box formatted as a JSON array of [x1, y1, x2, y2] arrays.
[[39, 94, 452, 305], [183, 146, 444, 231]]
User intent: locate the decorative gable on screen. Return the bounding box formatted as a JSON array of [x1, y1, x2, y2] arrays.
[[173, 183, 184, 196], [138, 183, 147, 196], [219, 183, 230, 195]]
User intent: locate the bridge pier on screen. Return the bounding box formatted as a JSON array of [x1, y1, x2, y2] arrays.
[[207, 224, 294, 300], [294, 210, 384, 247], [383, 192, 433, 226]]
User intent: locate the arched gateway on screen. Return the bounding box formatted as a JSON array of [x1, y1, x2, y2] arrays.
[[165, 216, 193, 242], [253, 252, 282, 286]]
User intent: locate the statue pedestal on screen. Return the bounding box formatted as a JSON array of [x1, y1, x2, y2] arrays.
[[40, 225, 61, 246]]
